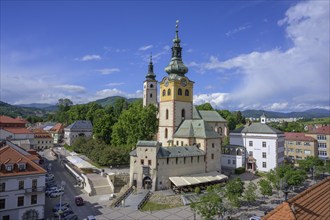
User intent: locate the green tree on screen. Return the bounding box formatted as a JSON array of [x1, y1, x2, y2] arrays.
[[258, 179, 273, 198], [227, 116, 237, 131], [196, 103, 214, 111], [190, 188, 227, 220], [244, 181, 257, 203], [225, 178, 244, 207], [298, 156, 324, 180], [93, 109, 115, 144], [217, 110, 231, 119]]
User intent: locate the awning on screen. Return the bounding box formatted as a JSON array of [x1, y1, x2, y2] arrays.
[[169, 171, 228, 187], [66, 155, 96, 169]]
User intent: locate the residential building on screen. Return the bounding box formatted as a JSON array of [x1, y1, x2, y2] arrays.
[[263, 176, 330, 220], [305, 125, 330, 161], [228, 113, 285, 172], [30, 128, 53, 150], [284, 132, 318, 164], [48, 123, 64, 144], [221, 145, 245, 171], [64, 120, 93, 146], [0, 141, 46, 220], [0, 116, 28, 128], [130, 22, 228, 191]]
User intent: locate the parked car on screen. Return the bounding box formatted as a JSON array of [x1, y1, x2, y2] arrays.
[[52, 202, 70, 212], [46, 173, 55, 179], [74, 196, 84, 206], [53, 205, 71, 213], [86, 216, 96, 220], [49, 190, 64, 198], [63, 214, 78, 220], [45, 187, 58, 196], [54, 210, 74, 218], [249, 217, 261, 220], [46, 187, 63, 196]]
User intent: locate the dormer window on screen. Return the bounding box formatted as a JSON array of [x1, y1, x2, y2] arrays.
[[5, 164, 13, 172], [18, 163, 26, 171]]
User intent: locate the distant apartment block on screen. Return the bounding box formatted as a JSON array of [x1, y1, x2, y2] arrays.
[[305, 125, 330, 160]]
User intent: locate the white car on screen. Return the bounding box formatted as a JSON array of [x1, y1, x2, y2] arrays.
[[87, 216, 96, 220], [49, 190, 64, 198]]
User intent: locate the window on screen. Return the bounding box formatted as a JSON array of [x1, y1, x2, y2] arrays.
[[191, 157, 193, 163], [162, 89, 166, 96], [32, 179, 37, 189], [5, 164, 13, 172], [176, 141, 179, 145], [317, 135, 326, 140], [181, 141, 183, 146], [150, 93, 152, 98], [262, 162, 267, 168], [148, 160, 152, 166], [197, 156, 200, 163], [17, 196, 24, 207], [233, 160, 236, 165], [167, 89, 171, 96], [296, 141, 301, 145], [140, 159, 144, 165], [150, 84, 154, 88], [176, 158, 178, 164], [19, 180, 24, 190], [166, 109, 169, 120], [287, 141, 294, 145], [184, 157, 186, 164], [318, 143, 327, 148], [0, 182, 5, 192], [217, 127, 222, 135], [212, 143, 215, 148], [228, 159, 231, 164], [178, 88, 182, 96], [296, 149, 303, 153], [185, 89, 189, 96], [167, 158, 169, 164], [211, 154, 214, 159], [181, 109, 185, 119], [0, 199, 5, 209], [2, 215, 9, 220], [18, 163, 26, 171], [249, 141, 253, 147], [262, 141, 266, 147], [304, 142, 311, 146], [165, 128, 168, 139], [262, 152, 267, 158], [31, 195, 37, 205], [248, 151, 253, 157], [319, 151, 328, 156], [304, 150, 311, 155]]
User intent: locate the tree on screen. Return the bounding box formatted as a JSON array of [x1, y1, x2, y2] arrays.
[[190, 188, 227, 220], [225, 178, 244, 207], [196, 103, 214, 111], [258, 179, 273, 198], [217, 110, 231, 119], [57, 98, 73, 111], [93, 109, 115, 144], [227, 116, 237, 131], [244, 181, 257, 203], [298, 156, 324, 180]]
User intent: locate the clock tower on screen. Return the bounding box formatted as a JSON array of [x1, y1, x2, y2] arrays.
[[143, 55, 158, 107], [158, 21, 194, 146]]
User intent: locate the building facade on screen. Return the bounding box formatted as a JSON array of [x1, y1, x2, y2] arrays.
[[64, 120, 93, 146], [305, 125, 330, 161], [30, 128, 54, 151], [0, 142, 46, 220]]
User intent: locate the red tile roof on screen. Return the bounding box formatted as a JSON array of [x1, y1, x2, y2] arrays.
[[0, 145, 46, 177], [263, 177, 330, 220], [30, 128, 52, 138], [285, 132, 316, 141], [50, 123, 64, 133], [0, 115, 28, 124], [2, 127, 33, 134], [308, 125, 330, 135]]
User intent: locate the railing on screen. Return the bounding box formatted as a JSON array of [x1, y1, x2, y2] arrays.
[[25, 186, 45, 193], [138, 191, 152, 210], [113, 186, 133, 207]]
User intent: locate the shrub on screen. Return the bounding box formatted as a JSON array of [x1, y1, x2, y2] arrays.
[[194, 186, 201, 194], [235, 167, 245, 175]]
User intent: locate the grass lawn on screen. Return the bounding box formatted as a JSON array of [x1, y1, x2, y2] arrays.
[[141, 201, 179, 211]]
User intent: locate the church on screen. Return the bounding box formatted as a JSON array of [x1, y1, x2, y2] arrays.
[[129, 22, 228, 191]]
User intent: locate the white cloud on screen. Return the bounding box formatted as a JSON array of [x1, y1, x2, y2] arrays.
[[195, 0, 329, 111], [75, 54, 101, 61], [193, 93, 229, 109], [96, 68, 120, 75], [106, 82, 125, 87], [53, 84, 86, 93], [139, 45, 153, 51], [94, 88, 142, 100], [226, 24, 251, 37], [204, 85, 214, 90]]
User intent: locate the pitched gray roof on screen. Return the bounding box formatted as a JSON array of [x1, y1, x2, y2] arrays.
[[136, 140, 159, 147], [231, 123, 283, 134], [173, 119, 220, 139], [157, 146, 205, 158], [193, 106, 202, 119], [65, 120, 93, 131], [199, 110, 226, 122]]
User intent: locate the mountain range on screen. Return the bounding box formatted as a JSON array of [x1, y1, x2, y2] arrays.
[[0, 96, 329, 119]]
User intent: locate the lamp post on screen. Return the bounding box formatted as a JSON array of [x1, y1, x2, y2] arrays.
[[57, 181, 66, 220], [280, 178, 290, 201]]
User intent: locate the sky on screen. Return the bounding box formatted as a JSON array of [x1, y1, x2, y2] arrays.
[[1, 0, 329, 112]]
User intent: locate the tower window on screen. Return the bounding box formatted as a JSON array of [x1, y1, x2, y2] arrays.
[[167, 89, 171, 96], [178, 88, 182, 96], [150, 93, 152, 98], [166, 109, 169, 120], [162, 89, 166, 96], [165, 128, 168, 138], [181, 109, 185, 119], [185, 89, 189, 96], [150, 84, 154, 88]]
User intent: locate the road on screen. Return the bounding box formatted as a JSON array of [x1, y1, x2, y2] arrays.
[[43, 149, 101, 219]]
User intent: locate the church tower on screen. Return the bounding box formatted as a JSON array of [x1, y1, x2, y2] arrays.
[[158, 21, 194, 146], [143, 55, 158, 107]]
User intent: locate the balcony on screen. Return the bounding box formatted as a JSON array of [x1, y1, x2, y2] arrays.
[[25, 186, 45, 193]]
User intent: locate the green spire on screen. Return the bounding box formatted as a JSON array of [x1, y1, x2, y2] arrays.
[[164, 20, 188, 76], [146, 54, 156, 80]]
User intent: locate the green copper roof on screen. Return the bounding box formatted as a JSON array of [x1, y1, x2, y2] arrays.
[[199, 110, 227, 122], [157, 145, 205, 158], [231, 123, 283, 134], [173, 119, 221, 139], [164, 20, 188, 76]]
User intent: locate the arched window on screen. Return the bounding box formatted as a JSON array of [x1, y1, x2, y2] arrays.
[[150, 84, 154, 88], [165, 128, 168, 138], [178, 88, 182, 96], [167, 89, 171, 96], [162, 89, 166, 96], [166, 109, 169, 120], [181, 109, 185, 119], [217, 127, 222, 135], [185, 89, 189, 96]]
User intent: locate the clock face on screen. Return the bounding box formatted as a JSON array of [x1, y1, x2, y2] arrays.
[[164, 79, 169, 87], [181, 79, 187, 87]]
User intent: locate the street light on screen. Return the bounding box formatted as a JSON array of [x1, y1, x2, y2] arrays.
[[57, 180, 66, 220]]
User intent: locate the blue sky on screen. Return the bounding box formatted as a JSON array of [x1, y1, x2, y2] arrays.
[[1, 0, 329, 112]]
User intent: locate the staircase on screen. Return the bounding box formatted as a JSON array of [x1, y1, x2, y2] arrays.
[[87, 173, 113, 196]]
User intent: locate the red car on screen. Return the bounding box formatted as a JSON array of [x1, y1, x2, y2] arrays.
[[74, 196, 84, 206]]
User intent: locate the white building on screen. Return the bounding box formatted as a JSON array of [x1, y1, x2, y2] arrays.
[[224, 114, 285, 172], [130, 22, 228, 191], [64, 120, 93, 146], [0, 141, 46, 220]]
